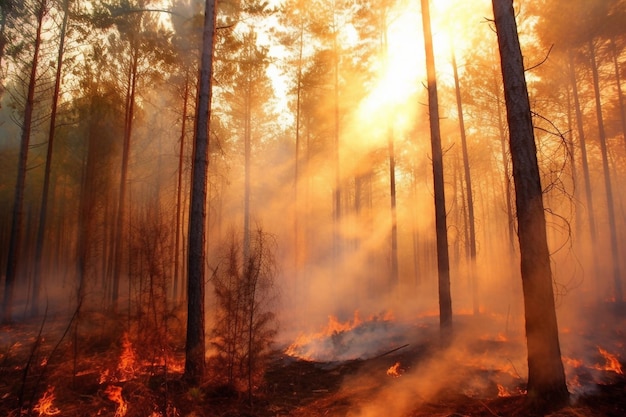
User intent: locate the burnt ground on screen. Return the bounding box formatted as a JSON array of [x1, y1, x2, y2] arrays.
[[0, 309, 625, 417]]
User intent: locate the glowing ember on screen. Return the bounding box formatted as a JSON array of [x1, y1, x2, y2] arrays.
[[596, 347, 623, 374], [386, 362, 402, 377], [32, 386, 60, 416], [104, 385, 127, 417]]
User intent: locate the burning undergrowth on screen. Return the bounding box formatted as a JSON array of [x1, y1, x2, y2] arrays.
[[285, 311, 419, 362]]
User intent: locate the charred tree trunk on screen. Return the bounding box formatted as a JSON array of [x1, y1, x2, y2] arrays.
[[492, 0, 568, 407], [2, 0, 46, 324], [420, 0, 452, 339], [184, 0, 217, 385]]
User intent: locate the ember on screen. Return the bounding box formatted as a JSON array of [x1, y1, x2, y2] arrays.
[[32, 386, 60, 416], [386, 361, 403, 377]]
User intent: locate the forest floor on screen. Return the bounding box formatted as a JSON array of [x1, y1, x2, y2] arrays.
[[1, 304, 625, 417]]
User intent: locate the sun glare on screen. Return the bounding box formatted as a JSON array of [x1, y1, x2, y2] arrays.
[[356, 0, 490, 143]]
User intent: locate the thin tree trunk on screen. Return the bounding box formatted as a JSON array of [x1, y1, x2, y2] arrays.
[[174, 71, 190, 303], [420, 0, 452, 339], [452, 49, 478, 314], [112, 51, 138, 310], [611, 39, 626, 153], [184, 0, 217, 385], [492, 0, 568, 406], [32, 0, 70, 317], [494, 71, 516, 254], [332, 7, 341, 264], [568, 50, 598, 246], [589, 39, 623, 303], [2, 0, 46, 324], [293, 12, 304, 292]]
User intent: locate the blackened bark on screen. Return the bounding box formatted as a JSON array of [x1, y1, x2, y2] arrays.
[[184, 0, 217, 385], [492, 0, 568, 407], [420, 0, 452, 339]]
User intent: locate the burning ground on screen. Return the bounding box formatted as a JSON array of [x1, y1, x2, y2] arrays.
[[1, 303, 625, 417]]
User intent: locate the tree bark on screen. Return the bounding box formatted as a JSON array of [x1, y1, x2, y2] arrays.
[[492, 0, 568, 407], [420, 0, 452, 339], [184, 0, 217, 385]]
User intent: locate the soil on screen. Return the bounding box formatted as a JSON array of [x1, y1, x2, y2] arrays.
[[1, 311, 625, 417]]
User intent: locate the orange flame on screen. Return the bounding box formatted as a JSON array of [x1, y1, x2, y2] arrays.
[[117, 333, 137, 381], [386, 362, 402, 377], [285, 310, 395, 360], [32, 386, 60, 416], [596, 347, 623, 374], [104, 385, 127, 417]]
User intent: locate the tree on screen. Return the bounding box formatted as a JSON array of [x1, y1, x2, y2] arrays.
[[420, 0, 452, 338], [32, 0, 71, 317], [184, 0, 217, 385], [212, 228, 277, 402], [2, 0, 47, 323], [451, 48, 478, 314], [491, 0, 569, 407]]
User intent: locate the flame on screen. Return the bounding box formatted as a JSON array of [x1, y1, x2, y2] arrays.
[[496, 384, 510, 397], [563, 356, 584, 369], [284, 311, 365, 359], [117, 333, 137, 381], [104, 385, 127, 417], [596, 347, 623, 374], [386, 362, 402, 377], [32, 386, 60, 416], [285, 311, 397, 361]]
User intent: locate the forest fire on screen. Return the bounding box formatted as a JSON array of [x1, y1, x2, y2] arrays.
[[284, 311, 407, 362], [2, 0, 626, 415]]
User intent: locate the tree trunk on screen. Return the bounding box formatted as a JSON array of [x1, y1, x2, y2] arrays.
[[32, 0, 70, 317], [611, 38, 626, 154], [184, 0, 217, 385], [332, 11, 341, 264], [495, 73, 516, 254], [420, 0, 452, 339], [589, 39, 623, 303], [452, 49, 478, 314], [568, 51, 598, 244], [492, 0, 568, 407], [2, 0, 46, 324], [174, 71, 190, 303]]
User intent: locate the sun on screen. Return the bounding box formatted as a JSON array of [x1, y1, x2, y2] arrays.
[[354, 0, 492, 145]]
